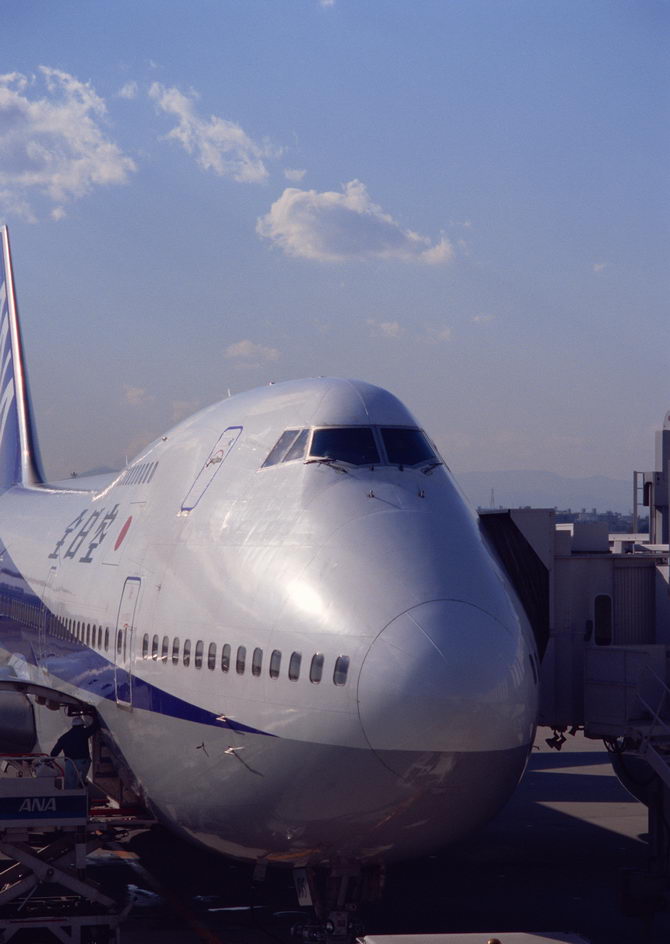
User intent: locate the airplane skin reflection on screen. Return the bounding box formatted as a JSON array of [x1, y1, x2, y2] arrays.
[[0, 225, 538, 868]]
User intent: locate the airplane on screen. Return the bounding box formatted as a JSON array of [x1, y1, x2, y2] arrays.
[[0, 223, 538, 902]]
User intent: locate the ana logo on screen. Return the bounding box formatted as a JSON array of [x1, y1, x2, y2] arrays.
[[19, 797, 56, 813]]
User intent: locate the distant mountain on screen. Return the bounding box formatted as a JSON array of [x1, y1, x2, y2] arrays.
[[453, 469, 634, 514]]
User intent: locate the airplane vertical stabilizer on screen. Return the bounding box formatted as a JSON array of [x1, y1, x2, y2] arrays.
[[0, 225, 44, 488]]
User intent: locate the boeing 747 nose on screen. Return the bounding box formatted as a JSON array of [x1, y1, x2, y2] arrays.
[[358, 599, 536, 757]]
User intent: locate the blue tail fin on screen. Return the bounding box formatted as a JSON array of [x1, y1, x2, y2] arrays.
[[0, 226, 44, 488]]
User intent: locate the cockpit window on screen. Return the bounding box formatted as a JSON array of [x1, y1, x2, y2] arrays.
[[262, 429, 302, 468], [309, 427, 380, 466], [381, 428, 436, 466], [283, 428, 309, 462]]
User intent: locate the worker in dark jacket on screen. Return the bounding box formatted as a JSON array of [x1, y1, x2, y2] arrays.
[[50, 714, 98, 788]]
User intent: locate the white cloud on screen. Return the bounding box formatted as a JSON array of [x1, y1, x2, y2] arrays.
[[367, 319, 402, 338], [320, 0, 336, 6], [593, 262, 608, 273], [118, 81, 138, 100], [284, 167, 306, 182], [123, 384, 152, 406], [0, 68, 136, 220], [257, 180, 453, 264], [426, 325, 452, 342], [224, 339, 280, 361], [149, 83, 274, 184], [171, 398, 200, 422], [472, 313, 495, 324]]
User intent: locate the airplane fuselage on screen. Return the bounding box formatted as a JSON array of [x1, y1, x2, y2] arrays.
[[0, 377, 538, 866]]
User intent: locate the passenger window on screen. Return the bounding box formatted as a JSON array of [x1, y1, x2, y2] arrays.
[[221, 643, 231, 672], [380, 427, 436, 466], [116, 629, 123, 654], [236, 646, 246, 674], [289, 652, 302, 681], [142, 634, 149, 659], [172, 637, 180, 664], [309, 428, 380, 466], [152, 635, 159, 660], [86, 624, 91, 645], [98, 626, 102, 649], [252, 647, 263, 677], [161, 635, 169, 661], [195, 640, 204, 669], [284, 428, 309, 462], [208, 642, 217, 670], [269, 650, 281, 679], [262, 430, 301, 468], [183, 639, 191, 667], [310, 653, 324, 683], [104, 627, 109, 651], [333, 655, 350, 685]]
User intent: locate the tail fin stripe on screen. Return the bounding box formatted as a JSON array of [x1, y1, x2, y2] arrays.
[[0, 225, 43, 488]]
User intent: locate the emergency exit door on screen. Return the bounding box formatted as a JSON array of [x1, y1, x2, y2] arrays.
[[114, 577, 141, 706]]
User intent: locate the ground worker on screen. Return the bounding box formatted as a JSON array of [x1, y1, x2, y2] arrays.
[[50, 714, 99, 788]]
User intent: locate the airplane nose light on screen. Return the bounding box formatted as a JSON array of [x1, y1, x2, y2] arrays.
[[358, 600, 534, 756]]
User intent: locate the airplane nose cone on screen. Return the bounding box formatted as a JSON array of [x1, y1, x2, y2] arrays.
[[358, 600, 536, 756]]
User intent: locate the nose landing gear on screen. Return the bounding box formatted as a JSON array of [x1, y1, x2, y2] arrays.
[[291, 864, 385, 943]]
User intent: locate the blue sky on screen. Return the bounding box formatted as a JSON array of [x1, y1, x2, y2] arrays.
[[1, 0, 667, 483]]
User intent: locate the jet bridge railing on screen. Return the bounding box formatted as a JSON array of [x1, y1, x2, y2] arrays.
[[583, 644, 670, 738], [636, 662, 670, 735]]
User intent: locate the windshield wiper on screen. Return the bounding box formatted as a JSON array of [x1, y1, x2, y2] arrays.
[[304, 457, 350, 474], [421, 461, 443, 475]]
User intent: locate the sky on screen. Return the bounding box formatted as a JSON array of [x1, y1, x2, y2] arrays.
[[0, 0, 667, 485]]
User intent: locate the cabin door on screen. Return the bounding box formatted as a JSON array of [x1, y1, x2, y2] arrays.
[[114, 577, 141, 706]]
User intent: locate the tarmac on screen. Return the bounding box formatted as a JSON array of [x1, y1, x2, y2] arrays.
[[86, 730, 670, 944]]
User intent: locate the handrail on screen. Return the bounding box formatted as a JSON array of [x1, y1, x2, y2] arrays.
[[0, 753, 65, 779]]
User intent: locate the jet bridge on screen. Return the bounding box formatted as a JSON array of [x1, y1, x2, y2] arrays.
[[480, 463, 670, 914]]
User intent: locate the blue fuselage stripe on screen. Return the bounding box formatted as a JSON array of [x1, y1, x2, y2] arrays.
[[0, 553, 271, 737]]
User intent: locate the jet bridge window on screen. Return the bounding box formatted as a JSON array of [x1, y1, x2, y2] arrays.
[[309, 428, 380, 466], [381, 428, 436, 467], [594, 595, 613, 646]]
